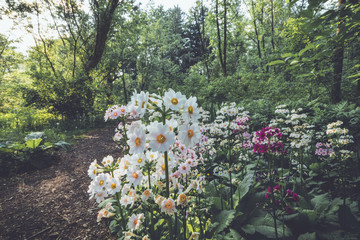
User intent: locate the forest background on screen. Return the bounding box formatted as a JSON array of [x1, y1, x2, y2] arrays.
[[1, 0, 360, 137]]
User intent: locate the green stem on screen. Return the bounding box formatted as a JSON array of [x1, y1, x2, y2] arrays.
[[183, 208, 187, 240], [164, 151, 170, 198]]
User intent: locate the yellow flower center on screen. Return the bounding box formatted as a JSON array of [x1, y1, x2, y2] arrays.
[[121, 108, 125, 113], [111, 183, 117, 189], [137, 158, 143, 164], [135, 137, 142, 147], [182, 165, 187, 171], [188, 106, 193, 114], [134, 219, 138, 225], [93, 170, 96, 174], [179, 193, 186, 203], [144, 190, 150, 197], [165, 200, 173, 209], [113, 112, 118, 116], [142, 101, 146, 108], [187, 129, 194, 138], [132, 172, 138, 179], [161, 164, 166, 171], [99, 180, 104, 186], [171, 98, 178, 105], [169, 126, 173, 132], [157, 134, 166, 144]]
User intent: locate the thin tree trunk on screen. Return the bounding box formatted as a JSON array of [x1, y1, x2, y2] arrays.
[[215, 0, 225, 76], [331, 0, 346, 104], [223, 0, 227, 76]]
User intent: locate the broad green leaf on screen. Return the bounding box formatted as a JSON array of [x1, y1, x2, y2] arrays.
[[25, 132, 45, 141], [298, 232, 316, 240], [311, 193, 330, 213], [299, 43, 314, 56], [281, 53, 295, 58], [215, 210, 236, 233], [224, 228, 243, 239], [241, 224, 255, 234], [25, 138, 43, 149], [267, 60, 285, 66]]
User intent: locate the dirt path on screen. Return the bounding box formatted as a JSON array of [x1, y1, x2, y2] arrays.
[[0, 124, 122, 240]]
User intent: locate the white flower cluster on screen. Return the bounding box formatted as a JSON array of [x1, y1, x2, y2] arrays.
[[89, 89, 207, 237]]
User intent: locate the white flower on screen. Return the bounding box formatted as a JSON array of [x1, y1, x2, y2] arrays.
[[126, 166, 143, 187], [120, 195, 132, 207], [166, 119, 179, 132], [183, 96, 200, 123], [93, 190, 108, 203], [178, 162, 191, 175], [163, 89, 186, 111], [146, 151, 159, 162], [130, 153, 146, 167], [128, 213, 145, 230], [135, 91, 149, 117], [148, 122, 176, 153], [88, 160, 98, 180], [106, 176, 121, 195], [161, 198, 177, 215], [118, 155, 132, 175], [178, 123, 201, 148], [127, 125, 146, 155], [102, 155, 114, 167], [177, 193, 188, 206], [141, 189, 153, 202], [94, 173, 109, 192]]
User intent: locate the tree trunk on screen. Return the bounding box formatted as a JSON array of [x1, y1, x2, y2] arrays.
[[331, 0, 346, 104], [85, 0, 120, 73]]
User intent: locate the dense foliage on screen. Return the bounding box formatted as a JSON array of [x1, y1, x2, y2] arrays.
[[1, 0, 360, 239]]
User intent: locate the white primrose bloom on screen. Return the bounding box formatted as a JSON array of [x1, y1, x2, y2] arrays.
[[120, 195, 133, 207], [183, 96, 200, 123], [163, 88, 186, 111], [178, 162, 191, 175], [127, 125, 146, 155], [147, 122, 176, 153], [118, 155, 132, 175], [94, 173, 110, 192], [178, 123, 201, 148], [166, 119, 179, 132], [146, 151, 159, 162], [102, 155, 114, 167], [161, 198, 177, 215], [126, 166, 143, 187], [106, 176, 121, 195], [128, 213, 145, 231], [130, 153, 146, 167], [94, 190, 109, 203], [141, 189, 154, 202], [134, 91, 149, 117], [88, 160, 99, 180]]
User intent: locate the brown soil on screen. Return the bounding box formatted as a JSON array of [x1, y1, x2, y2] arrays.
[[0, 124, 122, 240]]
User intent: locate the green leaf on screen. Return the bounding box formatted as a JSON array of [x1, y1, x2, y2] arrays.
[[224, 228, 243, 239], [290, 60, 299, 65], [281, 53, 295, 58], [241, 224, 255, 234], [298, 232, 316, 240], [25, 138, 43, 149], [215, 210, 236, 233], [299, 43, 314, 56], [109, 219, 119, 233], [311, 193, 330, 213], [267, 60, 285, 66]]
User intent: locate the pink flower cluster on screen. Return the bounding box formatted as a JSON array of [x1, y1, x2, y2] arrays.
[[264, 185, 300, 214], [252, 127, 285, 154], [315, 142, 334, 156]]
